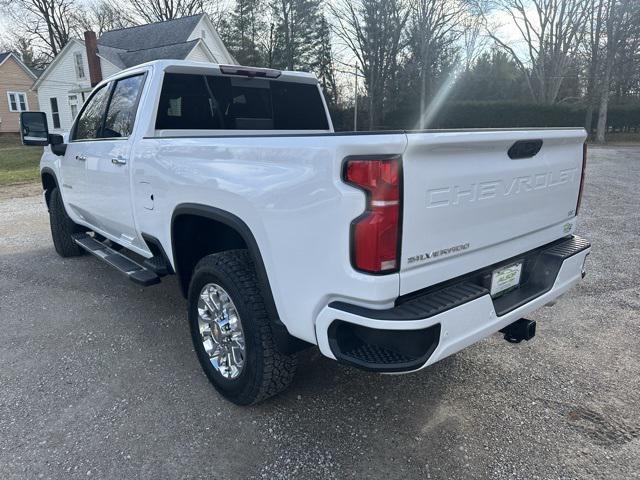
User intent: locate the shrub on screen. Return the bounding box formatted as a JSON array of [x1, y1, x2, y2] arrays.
[[331, 101, 640, 132]]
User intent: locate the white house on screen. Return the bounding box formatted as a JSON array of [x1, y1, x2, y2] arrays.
[[33, 14, 236, 133]]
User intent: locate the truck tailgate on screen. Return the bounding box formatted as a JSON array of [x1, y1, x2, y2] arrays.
[[399, 129, 586, 296]]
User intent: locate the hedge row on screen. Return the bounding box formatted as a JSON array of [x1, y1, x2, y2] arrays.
[[332, 101, 640, 132], [430, 102, 640, 130]]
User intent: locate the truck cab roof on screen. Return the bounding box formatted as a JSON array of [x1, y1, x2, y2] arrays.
[[101, 59, 319, 88]]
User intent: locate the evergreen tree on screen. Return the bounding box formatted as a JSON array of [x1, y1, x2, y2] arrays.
[[14, 37, 40, 69], [270, 0, 322, 71], [454, 51, 528, 101], [314, 15, 339, 105], [226, 0, 266, 66]]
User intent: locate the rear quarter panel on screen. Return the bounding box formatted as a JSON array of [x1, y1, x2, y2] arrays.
[[131, 133, 407, 343]]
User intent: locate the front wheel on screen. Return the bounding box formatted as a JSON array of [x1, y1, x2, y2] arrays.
[[188, 250, 297, 405], [49, 187, 85, 257]]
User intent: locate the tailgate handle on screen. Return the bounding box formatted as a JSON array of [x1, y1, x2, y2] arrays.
[[508, 139, 543, 159]]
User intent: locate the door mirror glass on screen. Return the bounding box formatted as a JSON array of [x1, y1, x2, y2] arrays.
[[20, 112, 49, 146]]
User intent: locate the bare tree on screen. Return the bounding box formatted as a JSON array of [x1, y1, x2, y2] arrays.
[[582, 0, 607, 132], [0, 0, 80, 59], [261, 22, 278, 67], [0, 35, 48, 69], [408, 0, 465, 128], [77, 0, 135, 35], [126, 0, 206, 23], [611, 30, 640, 102], [486, 0, 589, 104], [461, 0, 491, 70], [329, 0, 410, 129], [208, 0, 234, 29], [594, 0, 640, 142]]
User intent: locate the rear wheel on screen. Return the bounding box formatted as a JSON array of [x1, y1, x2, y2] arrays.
[[49, 187, 85, 257], [188, 250, 297, 405]]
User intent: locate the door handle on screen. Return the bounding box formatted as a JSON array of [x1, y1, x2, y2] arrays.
[[75, 155, 87, 161], [111, 156, 127, 166]]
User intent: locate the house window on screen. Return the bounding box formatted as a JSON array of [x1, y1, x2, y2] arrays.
[[7, 91, 28, 112], [74, 52, 85, 79], [69, 95, 78, 119], [50, 97, 61, 129]]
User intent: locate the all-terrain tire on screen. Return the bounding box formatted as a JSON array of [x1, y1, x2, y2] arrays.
[[49, 187, 85, 257], [188, 250, 297, 405]]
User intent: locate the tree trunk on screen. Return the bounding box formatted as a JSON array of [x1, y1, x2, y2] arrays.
[[596, 28, 616, 143], [584, 104, 594, 136], [419, 72, 427, 129], [368, 94, 375, 130], [595, 88, 609, 144]]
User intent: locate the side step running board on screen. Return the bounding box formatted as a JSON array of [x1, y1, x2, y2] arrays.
[[73, 233, 161, 286]]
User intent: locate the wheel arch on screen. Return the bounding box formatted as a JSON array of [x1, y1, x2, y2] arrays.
[[170, 204, 309, 353], [41, 167, 58, 210]]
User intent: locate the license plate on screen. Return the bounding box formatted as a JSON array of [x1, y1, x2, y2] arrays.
[[490, 262, 523, 297]]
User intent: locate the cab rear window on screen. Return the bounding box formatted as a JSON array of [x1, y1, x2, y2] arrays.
[[155, 73, 329, 131]]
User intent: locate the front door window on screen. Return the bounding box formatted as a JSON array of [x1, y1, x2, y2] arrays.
[[73, 85, 110, 140]]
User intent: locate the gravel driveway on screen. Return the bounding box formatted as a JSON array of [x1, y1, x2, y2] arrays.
[[0, 147, 638, 479]]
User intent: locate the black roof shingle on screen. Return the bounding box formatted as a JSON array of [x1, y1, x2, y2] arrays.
[[96, 14, 206, 68]]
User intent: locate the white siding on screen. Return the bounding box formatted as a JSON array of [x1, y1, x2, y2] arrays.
[[100, 58, 121, 80], [35, 16, 235, 132], [186, 43, 213, 63], [187, 18, 235, 64], [36, 41, 93, 133]]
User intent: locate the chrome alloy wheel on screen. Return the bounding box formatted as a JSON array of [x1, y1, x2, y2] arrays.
[[197, 283, 246, 379]]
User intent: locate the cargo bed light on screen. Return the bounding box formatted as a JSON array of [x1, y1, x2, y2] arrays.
[[343, 156, 402, 274], [219, 65, 281, 78]]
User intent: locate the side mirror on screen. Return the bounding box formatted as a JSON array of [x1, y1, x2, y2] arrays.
[[20, 112, 50, 146]]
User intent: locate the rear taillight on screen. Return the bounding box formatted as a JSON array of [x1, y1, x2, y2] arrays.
[[343, 156, 402, 274], [576, 142, 587, 215]]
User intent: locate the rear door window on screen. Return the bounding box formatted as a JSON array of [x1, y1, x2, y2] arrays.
[[156, 73, 329, 131]]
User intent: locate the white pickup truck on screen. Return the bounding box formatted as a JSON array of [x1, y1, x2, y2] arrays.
[[20, 60, 591, 405]]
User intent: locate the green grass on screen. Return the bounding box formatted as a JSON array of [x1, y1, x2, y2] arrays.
[[0, 136, 42, 186]]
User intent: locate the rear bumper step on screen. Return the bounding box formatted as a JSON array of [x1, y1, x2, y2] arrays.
[[328, 321, 441, 372], [325, 235, 590, 372], [73, 233, 161, 287], [330, 235, 590, 321]]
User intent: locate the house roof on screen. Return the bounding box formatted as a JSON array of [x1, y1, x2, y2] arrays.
[[115, 40, 201, 67], [0, 51, 40, 80], [98, 14, 204, 51], [34, 14, 234, 89], [95, 14, 218, 68]]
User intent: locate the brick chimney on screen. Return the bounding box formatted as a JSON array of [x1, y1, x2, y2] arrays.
[[84, 31, 102, 87]]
